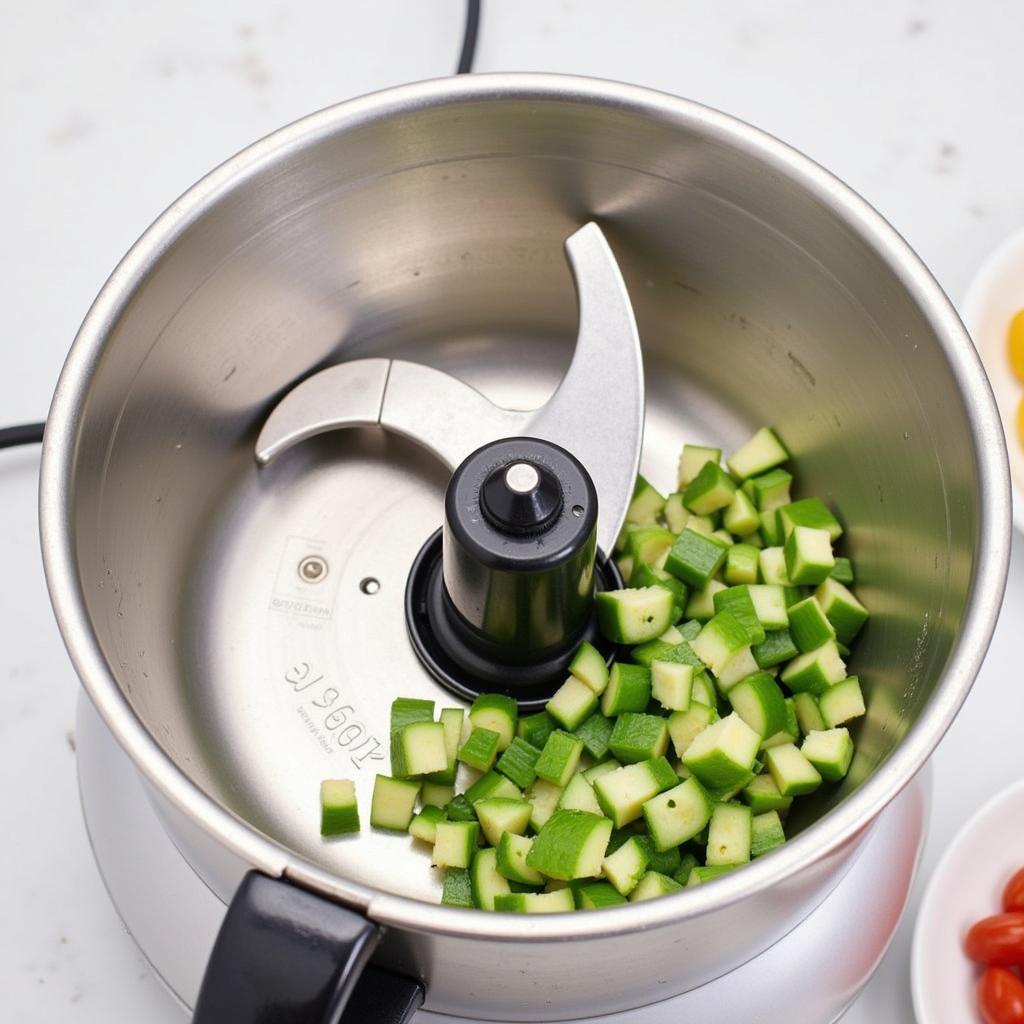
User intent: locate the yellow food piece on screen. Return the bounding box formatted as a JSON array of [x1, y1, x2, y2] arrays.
[[1009, 309, 1024, 383]]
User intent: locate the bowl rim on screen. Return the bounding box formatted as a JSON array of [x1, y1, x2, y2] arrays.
[[38, 72, 1012, 942]]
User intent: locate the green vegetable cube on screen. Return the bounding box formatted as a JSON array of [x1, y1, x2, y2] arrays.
[[691, 611, 751, 682], [741, 773, 793, 814], [667, 702, 718, 759], [525, 778, 564, 831], [392, 720, 448, 778], [665, 529, 730, 588], [672, 852, 701, 886], [677, 444, 722, 487], [444, 794, 477, 822], [691, 671, 719, 707], [408, 804, 446, 844], [706, 802, 752, 865], [600, 663, 652, 717], [596, 586, 676, 645], [474, 797, 533, 847], [784, 526, 835, 585], [320, 779, 360, 836], [685, 579, 727, 621], [390, 697, 435, 732], [637, 836, 683, 876], [470, 847, 512, 910], [748, 584, 789, 630], [593, 757, 679, 828], [742, 467, 793, 511], [496, 831, 545, 884], [819, 675, 866, 727], [370, 775, 420, 831], [713, 587, 767, 645], [682, 714, 760, 790], [815, 578, 869, 643], [464, 771, 522, 806], [569, 641, 610, 694], [425, 707, 466, 785], [441, 867, 473, 907], [458, 727, 501, 772], [728, 671, 788, 739], [583, 759, 622, 784], [534, 730, 585, 787], [469, 694, 517, 751], [651, 659, 694, 711], [626, 475, 667, 526], [526, 810, 613, 880], [602, 835, 650, 895], [792, 692, 827, 735], [801, 727, 854, 781], [664, 492, 691, 533], [830, 557, 855, 584], [758, 546, 791, 585], [625, 526, 676, 568], [727, 427, 789, 481], [778, 498, 843, 542], [433, 820, 480, 869], [764, 742, 822, 797], [751, 810, 787, 857], [573, 712, 614, 760], [725, 543, 760, 585], [630, 871, 684, 902], [557, 773, 603, 815], [752, 628, 799, 668], [629, 563, 689, 622], [547, 675, 599, 731], [723, 488, 759, 536], [517, 711, 556, 749], [684, 460, 737, 515], [686, 865, 737, 887], [494, 889, 576, 914], [577, 882, 628, 909], [780, 640, 847, 695], [608, 712, 670, 764], [642, 777, 715, 851], [495, 736, 542, 789], [759, 508, 785, 547], [787, 596, 836, 652]]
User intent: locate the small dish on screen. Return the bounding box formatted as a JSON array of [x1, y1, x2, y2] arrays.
[[911, 777, 1024, 1023], [961, 226, 1024, 534]]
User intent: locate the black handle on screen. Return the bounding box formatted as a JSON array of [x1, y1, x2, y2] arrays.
[[193, 871, 424, 1024]]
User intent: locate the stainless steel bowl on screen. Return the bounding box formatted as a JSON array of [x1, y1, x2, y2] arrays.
[[40, 74, 1010, 1020]]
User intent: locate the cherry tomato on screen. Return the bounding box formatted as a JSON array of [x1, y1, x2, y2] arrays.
[[979, 967, 1024, 1024], [1003, 869, 1024, 914], [967, 915, 1024, 966]]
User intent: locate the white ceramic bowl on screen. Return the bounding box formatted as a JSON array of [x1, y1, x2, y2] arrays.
[[961, 226, 1024, 534], [912, 778, 1024, 1023]]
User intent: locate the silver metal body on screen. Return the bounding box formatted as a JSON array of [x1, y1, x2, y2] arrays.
[[76, 694, 929, 1023], [40, 75, 1010, 1020]]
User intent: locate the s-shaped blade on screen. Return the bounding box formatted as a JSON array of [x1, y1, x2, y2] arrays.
[[254, 222, 644, 553]]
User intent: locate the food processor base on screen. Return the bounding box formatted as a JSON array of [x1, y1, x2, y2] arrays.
[[77, 695, 927, 1023]]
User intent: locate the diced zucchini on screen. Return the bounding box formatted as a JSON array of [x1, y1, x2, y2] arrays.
[[573, 712, 614, 760], [751, 810, 787, 858], [626, 527, 677, 571], [665, 529, 730, 588], [629, 563, 689, 622], [642, 777, 715, 851], [596, 587, 675, 644], [713, 587, 767, 645], [651, 659, 694, 711], [658, 624, 685, 644], [686, 864, 737, 887], [688, 514, 719, 536], [743, 467, 793, 511], [758, 546, 791, 585], [470, 847, 511, 911], [682, 714, 760, 790], [636, 836, 682, 877], [677, 444, 722, 487], [469, 695, 517, 752], [495, 737, 542, 789], [630, 871, 684, 902], [792, 692, 827, 735], [390, 697, 434, 732], [547, 676, 599, 731], [728, 671, 787, 739], [408, 804, 446, 844], [527, 810, 613, 880], [764, 743, 822, 797], [778, 498, 843, 542], [432, 820, 480, 869], [801, 727, 854, 781], [727, 427, 789, 481], [494, 889, 575, 914], [445, 794, 477, 822], [685, 579, 727, 621], [717, 646, 759, 691], [525, 777, 564, 831], [320, 779, 360, 836], [464, 771, 521, 806], [425, 707, 465, 785], [815, 578, 869, 643], [370, 775, 421, 831], [593, 757, 678, 828], [441, 867, 474, 907], [421, 778, 456, 808], [741, 773, 793, 814], [725, 543, 760, 585], [759, 508, 785, 547], [534, 731, 585, 787], [780, 640, 847, 695], [600, 662, 652, 716], [819, 675, 866, 727], [748, 584, 789, 630], [457, 727, 501, 772], [830, 556, 855, 584], [692, 611, 750, 674], [723, 489, 759, 537], [558, 773, 603, 815], [706, 802, 753, 865], [672, 851, 700, 886], [517, 711, 555, 749], [667, 702, 719, 759], [474, 798, 533, 847], [577, 882, 628, 909], [626, 475, 666, 526], [684, 460, 737, 515], [762, 696, 800, 749], [496, 832, 545, 884], [569, 641, 610, 694], [752, 628, 799, 669], [583, 758, 622, 784], [784, 526, 835, 586], [787, 596, 836, 652], [664, 492, 690, 533], [608, 712, 670, 764]]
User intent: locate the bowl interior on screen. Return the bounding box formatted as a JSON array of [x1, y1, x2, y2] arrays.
[[61, 85, 983, 900]]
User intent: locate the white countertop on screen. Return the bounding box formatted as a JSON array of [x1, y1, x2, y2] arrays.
[[2, 1, 1023, 1020]]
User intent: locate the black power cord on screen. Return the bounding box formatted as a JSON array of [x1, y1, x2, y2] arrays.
[[0, 2, 483, 454]]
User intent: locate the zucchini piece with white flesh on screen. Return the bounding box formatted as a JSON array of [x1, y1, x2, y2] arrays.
[[752, 628, 799, 669], [642, 777, 715, 851], [471, 848, 512, 910], [547, 676, 599, 731], [764, 742, 823, 797], [713, 587, 767, 645], [778, 498, 843, 542], [682, 714, 760, 791], [665, 529, 730, 588], [801, 727, 855, 781], [686, 864, 737, 887], [626, 526, 676, 569], [748, 584, 789, 630], [684, 460, 737, 515], [495, 737, 541, 789], [534, 730, 585, 787], [432, 820, 480, 869], [630, 871, 684, 902], [724, 543, 760, 585], [517, 711, 555, 749], [651, 659, 694, 711], [392, 720, 448, 778], [664, 492, 690, 533], [525, 778, 564, 831], [685, 579, 727, 621], [761, 697, 799, 749], [728, 671, 788, 739], [692, 611, 750, 675], [602, 835, 650, 895], [781, 640, 847, 695], [320, 780, 360, 836], [601, 663, 652, 716], [787, 596, 836, 653], [494, 889, 575, 914], [759, 508, 785, 547], [815, 577, 870, 643], [691, 672, 718, 707], [370, 775, 421, 831], [526, 810, 613, 880], [583, 758, 622, 784], [558, 773, 603, 815], [608, 713, 670, 764], [758, 546, 791, 586], [741, 773, 793, 814], [723, 489, 759, 537], [389, 697, 434, 777], [751, 810, 787, 858], [474, 798, 533, 847], [727, 427, 789, 481], [569, 641, 610, 694], [496, 832, 545, 885], [469, 694, 517, 751], [743, 467, 793, 511], [593, 757, 679, 828], [626, 475, 666, 526], [441, 868, 474, 908], [784, 526, 835, 585], [457, 727, 501, 772], [667, 702, 719, 759], [464, 771, 521, 806], [819, 675, 867, 727], [792, 692, 827, 735], [596, 586, 675, 644], [425, 706, 465, 785], [706, 802, 753, 866], [629, 563, 689, 623], [678, 444, 722, 488], [577, 882, 628, 909], [408, 804, 446, 844]]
